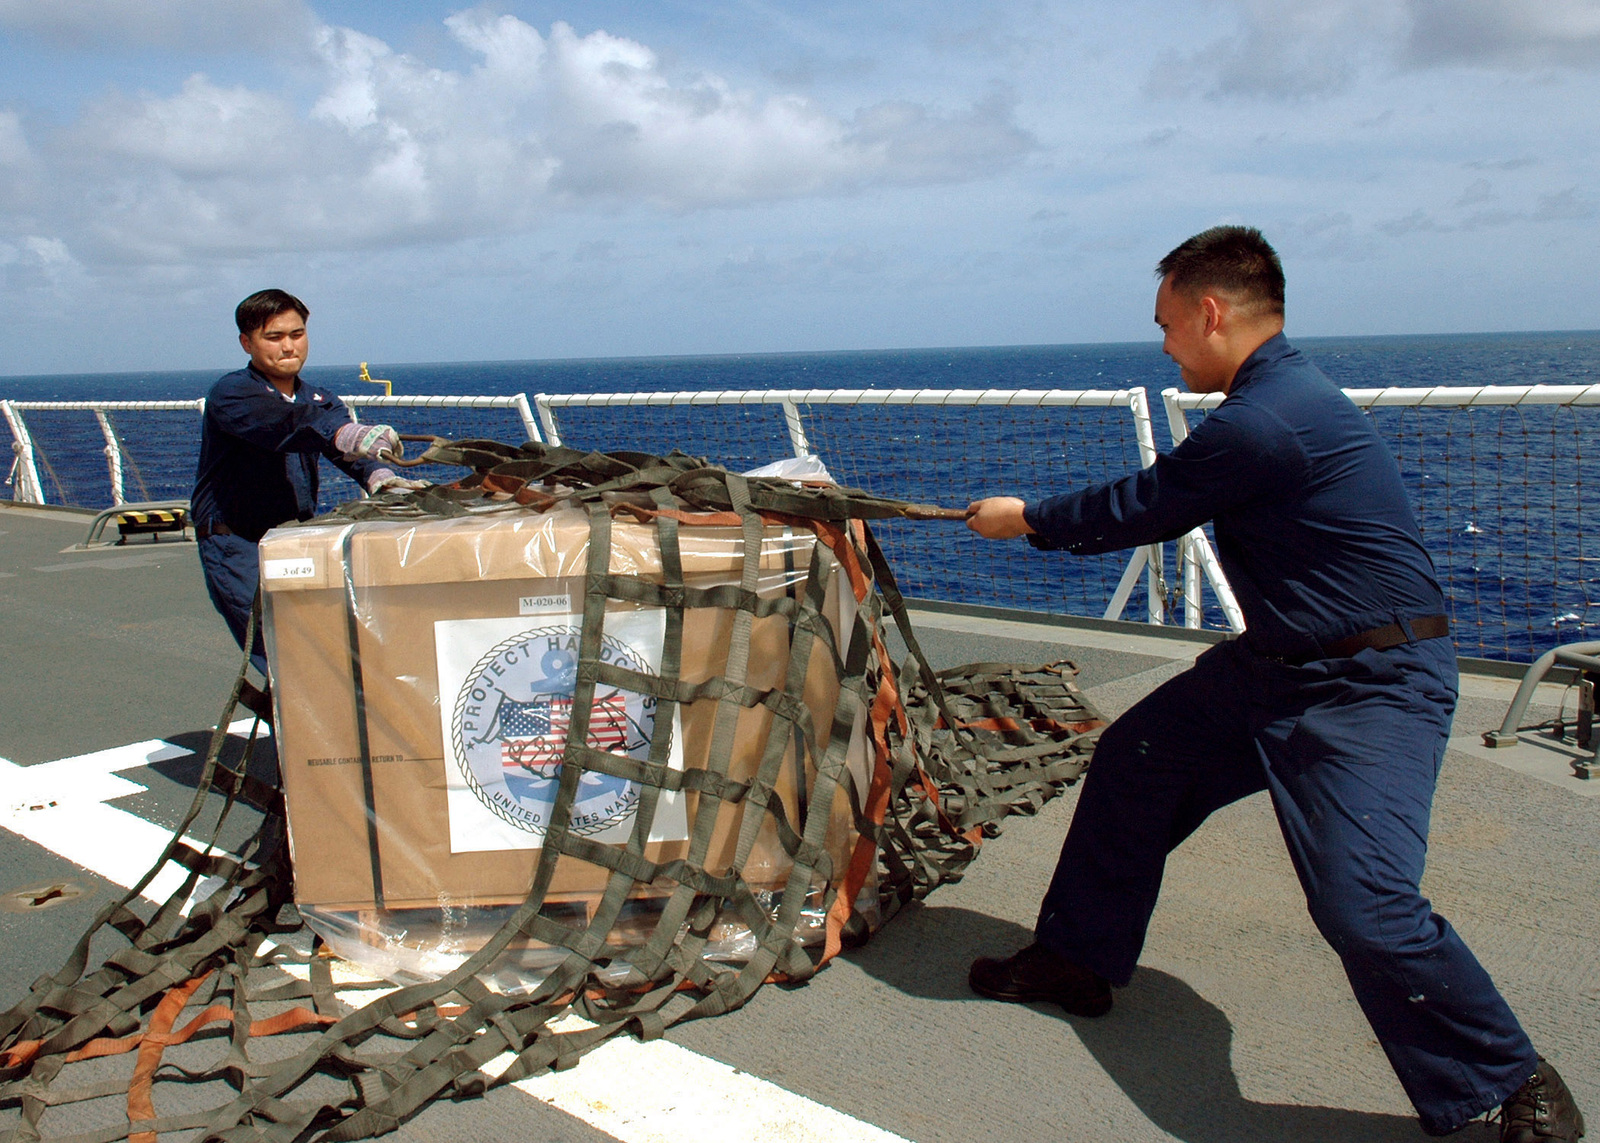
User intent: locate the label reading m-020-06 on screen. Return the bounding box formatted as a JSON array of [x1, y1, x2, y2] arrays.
[[263, 558, 316, 580], [519, 594, 572, 615]]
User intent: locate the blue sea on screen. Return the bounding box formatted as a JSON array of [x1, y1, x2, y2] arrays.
[[5, 330, 1600, 663]]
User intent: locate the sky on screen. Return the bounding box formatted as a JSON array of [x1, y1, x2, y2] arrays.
[[0, 0, 1596, 375]]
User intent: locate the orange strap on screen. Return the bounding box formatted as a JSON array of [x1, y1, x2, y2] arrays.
[[127, 972, 213, 1143], [1, 970, 342, 1124], [2, 1000, 338, 1073], [820, 520, 920, 964]]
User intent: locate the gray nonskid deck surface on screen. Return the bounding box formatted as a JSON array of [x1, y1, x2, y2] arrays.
[[0, 505, 243, 764], [2, 504, 1594, 1143], [672, 612, 1599, 1142]]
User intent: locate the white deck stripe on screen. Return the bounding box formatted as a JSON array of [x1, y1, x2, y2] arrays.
[[0, 728, 260, 904], [505, 1035, 909, 1143], [0, 733, 911, 1143]]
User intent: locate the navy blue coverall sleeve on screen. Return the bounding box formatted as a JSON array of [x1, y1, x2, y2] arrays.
[[203, 373, 384, 488], [192, 368, 384, 543], [1016, 334, 1446, 660], [192, 366, 385, 674], [203, 376, 353, 455], [1022, 400, 1304, 555]]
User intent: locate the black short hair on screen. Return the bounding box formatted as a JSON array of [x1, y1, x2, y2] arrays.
[[1156, 226, 1285, 317], [235, 289, 309, 336]]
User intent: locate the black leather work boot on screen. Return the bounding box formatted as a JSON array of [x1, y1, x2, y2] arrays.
[[968, 942, 1112, 1017], [1500, 1058, 1586, 1142]]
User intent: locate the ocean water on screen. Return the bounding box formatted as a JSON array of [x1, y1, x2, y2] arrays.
[[5, 330, 1599, 662], [7, 330, 1600, 402]]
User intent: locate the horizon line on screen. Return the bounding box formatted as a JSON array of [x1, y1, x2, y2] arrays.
[[3, 327, 1600, 383]]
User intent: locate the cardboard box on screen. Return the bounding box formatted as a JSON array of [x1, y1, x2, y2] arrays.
[[260, 509, 870, 923]]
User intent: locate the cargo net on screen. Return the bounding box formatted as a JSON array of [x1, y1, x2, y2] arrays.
[[0, 442, 1104, 1143], [542, 397, 1161, 623]]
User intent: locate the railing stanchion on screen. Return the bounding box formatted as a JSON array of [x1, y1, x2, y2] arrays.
[[1183, 535, 1202, 628], [535, 395, 562, 447], [1124, 389, 1166, 624], [93, 409, 125, 506], [781, 396, 811, 458], [513, 393, 542, 444], [1, 401, 46, 505], [1104, 550, 1147, 623]]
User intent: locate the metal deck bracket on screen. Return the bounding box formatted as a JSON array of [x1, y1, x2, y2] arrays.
[[1483, 640, 1600, 779], [79, 499, 192, 548]]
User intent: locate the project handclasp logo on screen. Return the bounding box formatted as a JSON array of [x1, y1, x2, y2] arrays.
[[452, 627, 654, 838]]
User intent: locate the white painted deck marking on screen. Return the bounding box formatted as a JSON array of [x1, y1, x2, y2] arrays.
[[505, 1036, 911, 1143], [0, 719, 261, 905], [0, 731, 911, 1143]]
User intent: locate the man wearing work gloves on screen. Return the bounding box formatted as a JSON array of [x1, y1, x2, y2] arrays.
[[965, 228, 1584, 1142], [192, 289, 424, 677]]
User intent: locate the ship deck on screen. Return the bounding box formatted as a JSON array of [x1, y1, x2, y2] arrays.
[[1, 499, 1595, 1143]]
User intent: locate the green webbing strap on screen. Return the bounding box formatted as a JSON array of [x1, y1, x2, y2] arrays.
[[339, 525, 386, 910], [0, 599, 286, 1142]]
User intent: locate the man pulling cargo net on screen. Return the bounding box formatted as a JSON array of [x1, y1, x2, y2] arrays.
[[0, 441, 1104, 1143]]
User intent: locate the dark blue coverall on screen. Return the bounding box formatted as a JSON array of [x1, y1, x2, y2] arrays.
[[1023, 333, 1537, 1135], [191, 366, 381, 675]]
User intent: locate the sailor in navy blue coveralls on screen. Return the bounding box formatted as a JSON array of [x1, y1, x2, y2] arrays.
[[1007, 329, 1540, 1133], [191, 366, 386, 675]]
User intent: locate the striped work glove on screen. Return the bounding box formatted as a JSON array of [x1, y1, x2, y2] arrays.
[[335, 422, 401, 460]]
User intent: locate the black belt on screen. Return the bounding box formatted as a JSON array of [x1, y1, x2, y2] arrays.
[[195, 522, 234, 540], [1268, 615, 1450, 665]]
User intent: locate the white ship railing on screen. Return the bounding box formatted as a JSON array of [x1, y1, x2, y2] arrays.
[[343, 394, 541, 444], [0, 396, 538, 510], [534, 387, 1178, 625], [1164, 382, 1600, 414], [2, 399, 205, 507], [5, 381, 1598, 655]]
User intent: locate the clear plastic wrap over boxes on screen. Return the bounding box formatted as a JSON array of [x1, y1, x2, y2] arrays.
[[259, 507, 878, 991]]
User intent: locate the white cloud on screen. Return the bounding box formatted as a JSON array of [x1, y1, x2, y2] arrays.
[[1376, 208, 1444, 236], [0, 236, 85, 294], [1453, 178, 1495, 207], [5, 13, 1032, 269], [1146, 0, 1403, 100], [76, 76, 297, 177], [1151, 0, 1600, 102], [0, 0, 315, 52], [1370, 183, 1594, 238], [1407, 0, 1600, 69], [0, 110, 29, 164]]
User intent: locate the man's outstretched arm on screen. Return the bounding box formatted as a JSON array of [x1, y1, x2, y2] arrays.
[[966, 497, 1035, 540]]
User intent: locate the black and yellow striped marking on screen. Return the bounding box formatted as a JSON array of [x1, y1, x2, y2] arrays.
[[114, 507, 189, 542], [116, 509, 181, 526]]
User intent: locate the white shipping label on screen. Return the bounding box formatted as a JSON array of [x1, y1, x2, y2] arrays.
[[262, 558, 316, 581], [434, 612, 688, 854], [519, 593, 573, 615]]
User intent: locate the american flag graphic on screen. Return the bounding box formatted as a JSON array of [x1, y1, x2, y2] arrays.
[[501, 693, 632, 778]]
